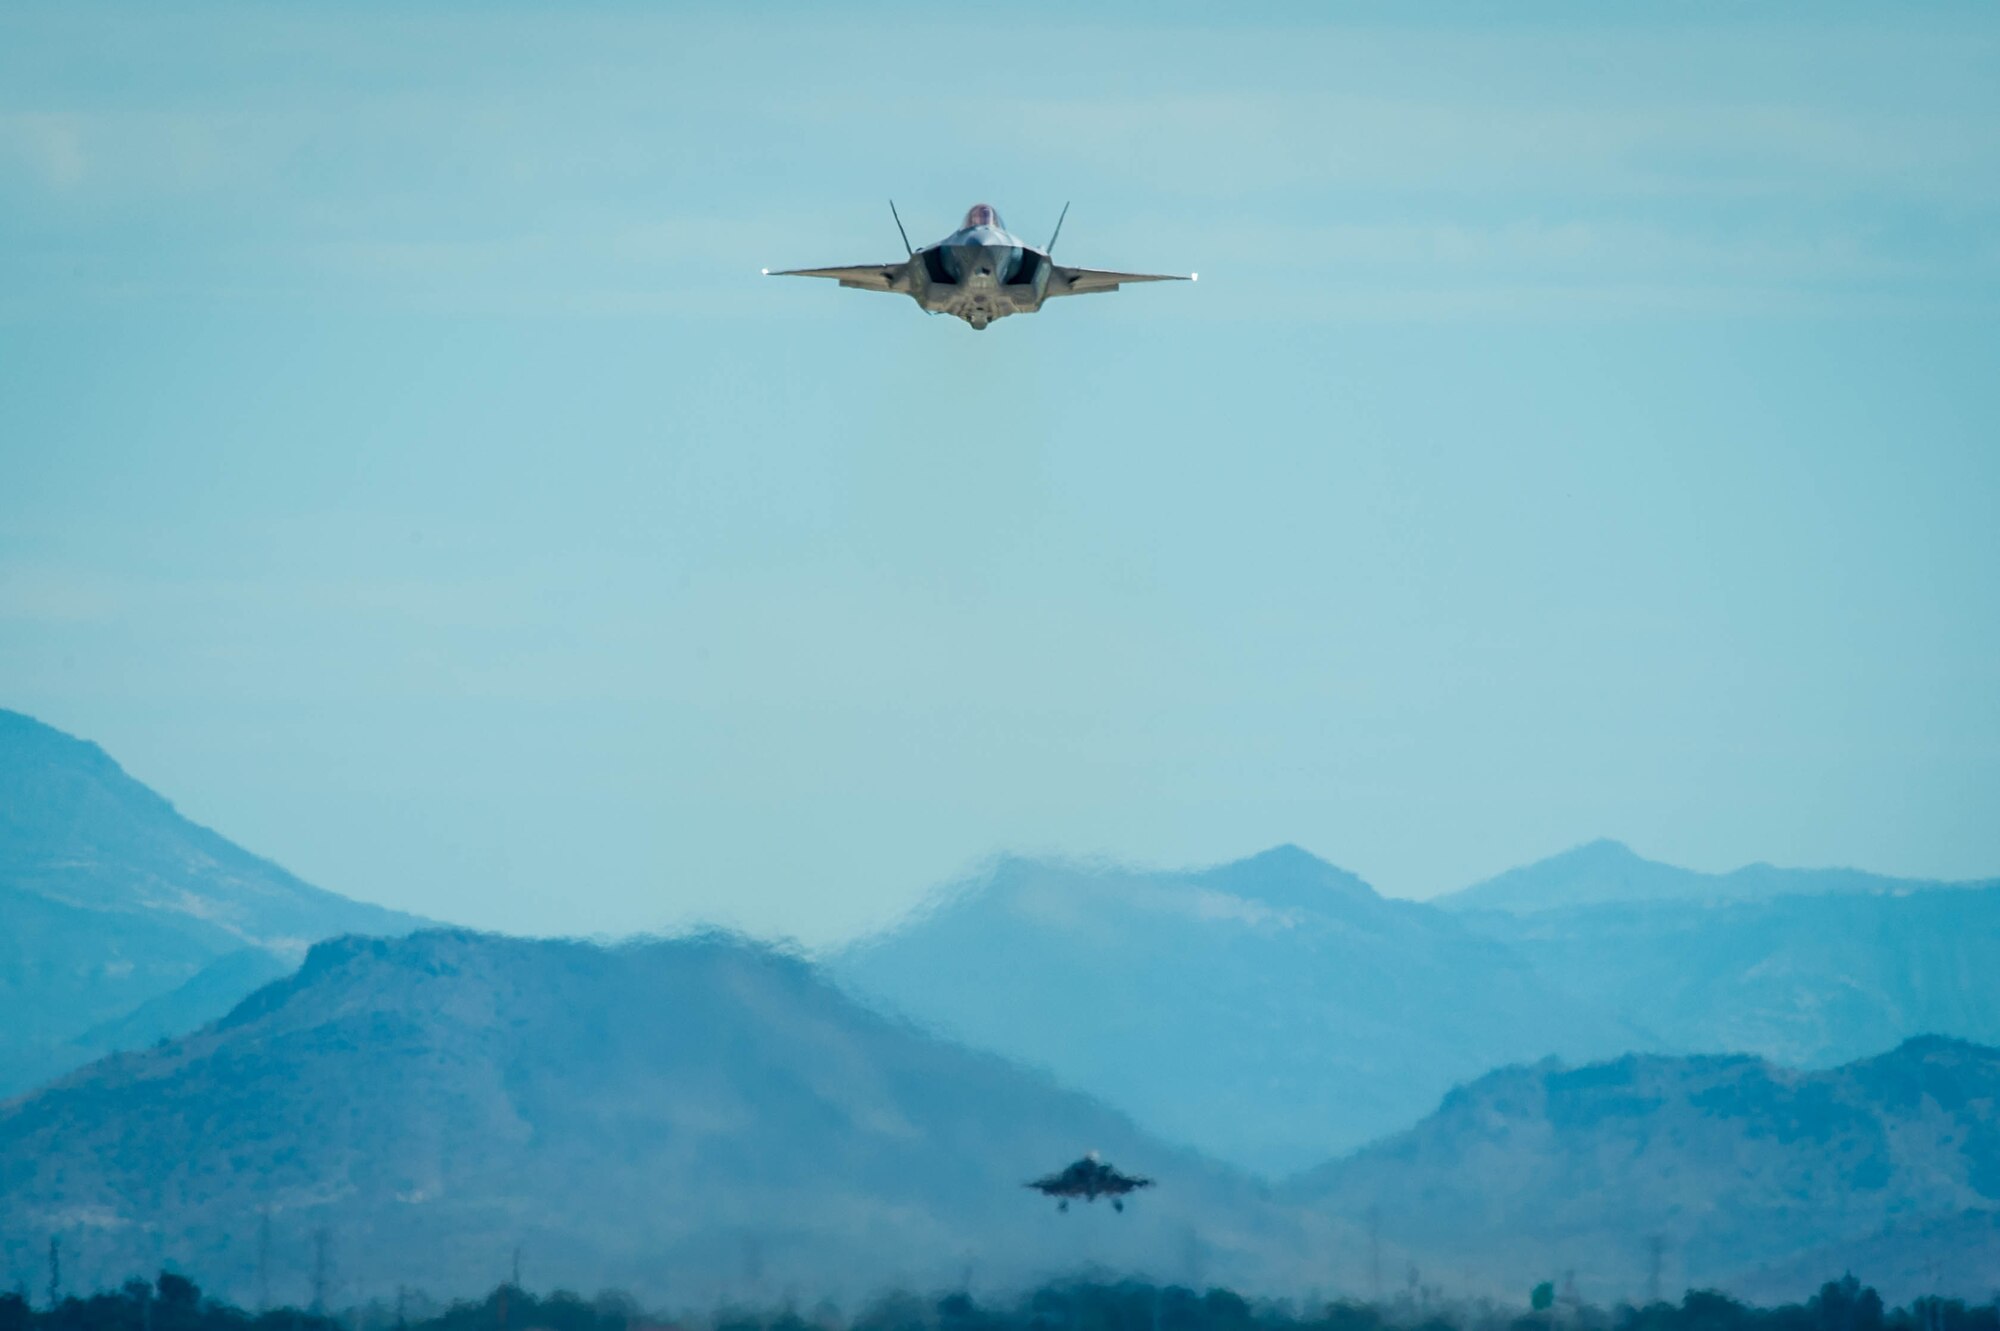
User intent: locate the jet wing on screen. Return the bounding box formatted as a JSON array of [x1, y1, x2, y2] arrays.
[[1049, 266, 1191, 298], [766, 262, 909, 292]]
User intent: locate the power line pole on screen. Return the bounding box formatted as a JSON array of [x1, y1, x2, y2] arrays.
[[500, 1247, 521, 1331], [1647, 1235, 1664, 1305], [1367, 1207, 1382, 1303], [258, 1209, 273, 1313], [46, 1237, 61, 1310], [310, 1228, 329, 1317], [741, 1234, 763, 1302]]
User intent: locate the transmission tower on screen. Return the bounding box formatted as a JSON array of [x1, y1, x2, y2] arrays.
[[1367, 1207, 1382, 1302], [257, 1210, 272, 1313], [46, 1237, 60, 1310], [1647, 1235, 1665, 1305], [310, 1228, 329, 1316]]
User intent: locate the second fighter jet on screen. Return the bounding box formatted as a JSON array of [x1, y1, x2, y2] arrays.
[[1026, 1152, 1154, 1212]]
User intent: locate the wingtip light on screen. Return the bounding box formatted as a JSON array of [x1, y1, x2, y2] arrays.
[[761, 267, 770, 275], [1191, 272, 1199, 282]]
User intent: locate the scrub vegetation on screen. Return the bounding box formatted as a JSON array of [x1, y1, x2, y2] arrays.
[[4, 1276, 1995, 1331]]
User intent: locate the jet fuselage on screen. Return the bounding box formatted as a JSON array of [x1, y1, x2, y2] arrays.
[[768, 202, 1189, 330], [910, 219, 1051, 329]]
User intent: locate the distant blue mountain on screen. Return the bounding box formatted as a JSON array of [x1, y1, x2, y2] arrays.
[[1286, 1036, 2000, 1306], [1439, 838, 1999, 913], [10, 921, 1986, 1307], [830, 847, 1649, 1175], [0, 929, 1311, 1305], [67, 946, 296, 1058], [1451, 882, 2000, 1068], [13, 697, 2000, 1236], [0, 709, 425, 1097], [1431, 841, 2000, 1070]]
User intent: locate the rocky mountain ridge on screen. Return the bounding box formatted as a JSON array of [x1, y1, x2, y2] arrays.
[[0, 928, 1320, 1305], [1288, 1035, 2000, 1305], [831, 847, 1650, 1174], [1442, 838, 1999, 913], [0, 709, 422, 1097]]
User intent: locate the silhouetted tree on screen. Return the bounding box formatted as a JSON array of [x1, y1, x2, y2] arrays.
[[2, 1266, 1992, 1331]]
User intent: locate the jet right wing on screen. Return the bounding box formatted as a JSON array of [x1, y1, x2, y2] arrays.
[[1048, 266, 1191, 298], [766, 262, 909, 292]]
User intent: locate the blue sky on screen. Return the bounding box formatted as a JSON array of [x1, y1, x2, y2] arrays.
[[3, 3, 1997, 942]]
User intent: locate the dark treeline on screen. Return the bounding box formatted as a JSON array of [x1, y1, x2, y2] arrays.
[[2, 1275, 1995, 1331]]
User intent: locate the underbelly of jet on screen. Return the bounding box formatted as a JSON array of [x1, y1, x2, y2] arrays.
[[911, 243, 1048, 329]]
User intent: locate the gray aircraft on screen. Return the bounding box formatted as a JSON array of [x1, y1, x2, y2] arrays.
[[1025, 1152, 1154, 1212], [766, 202, 1194, 330]]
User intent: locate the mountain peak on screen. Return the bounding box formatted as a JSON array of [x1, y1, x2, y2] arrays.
[[0, 708, 179, 836], [1557, 837, 1644, 864], [0, 708, 422, 941], [1441, 838, 1702, 913], [1443, 838, 1999, 914], [1245, 842, 1324, 865], [219, 927, 814, 1036], [875, 845, 1381, 944], [0, 706, 117, 761], [292, 924, 803, 984], [0, 707, 427, 1098], [1236, 842, 1342, 873], [1197, 843, 1382, 912], [1853, 1033, 2000, 1078], [1889, 1033, 1989, 1056]]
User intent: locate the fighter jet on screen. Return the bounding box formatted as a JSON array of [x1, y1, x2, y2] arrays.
[[1025, 1152, 1154, 1212], [766, 202, 1194, 330]]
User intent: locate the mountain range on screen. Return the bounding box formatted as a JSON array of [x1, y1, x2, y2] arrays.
[[1288, 1035, 2000, 1306], [7, 708, 2000, 1304], [1453, 882, 2000, 1069], [1441, 837, 2000, 913], [829, 848, 1649, 1174], [0, 929, 1318, 1306], [829, 841, 2000, 1175], [0, 709, 421, 1098], [6, 922, 1994, 1306]]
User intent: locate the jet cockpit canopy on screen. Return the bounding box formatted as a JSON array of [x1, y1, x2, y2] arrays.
[[962, 203, 1003, 230]]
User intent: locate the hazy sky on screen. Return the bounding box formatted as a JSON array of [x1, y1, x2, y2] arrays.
[[3, 3, 1997, 944]]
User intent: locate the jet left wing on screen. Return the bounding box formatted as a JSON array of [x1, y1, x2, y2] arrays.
[[767, 262, 908, 292], [1049, 266, 1191, 298]]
